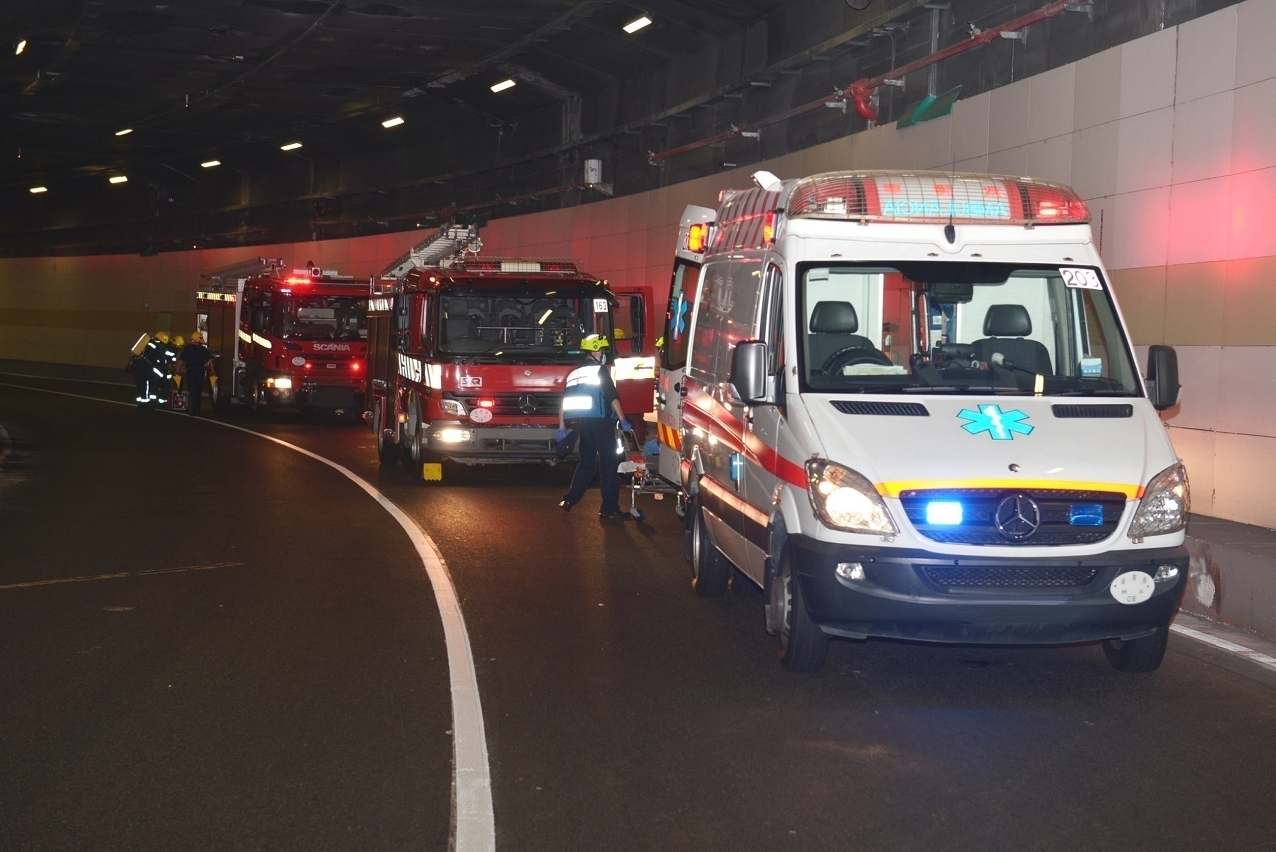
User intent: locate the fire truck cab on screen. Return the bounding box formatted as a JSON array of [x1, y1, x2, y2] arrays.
[[197, 259, 368, 417], [366, 230, 643, 478]]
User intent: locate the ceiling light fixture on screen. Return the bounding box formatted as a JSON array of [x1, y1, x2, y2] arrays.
[[623, 15, 652, 34], [115, 128, 133, 136], [29, 186, 47, 194], [490, 79, 516, 93], [109, 175, 128, 184], [381, 116, 405, 128], [201, 160, 221, 168], [280, 142, 302, 151], [16, 39, 27, 56]]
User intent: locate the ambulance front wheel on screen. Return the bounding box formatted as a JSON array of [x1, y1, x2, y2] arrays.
[[690, 503, 730, 598], [770, 546, 829, 672], [1102, 625, 1169, 673]]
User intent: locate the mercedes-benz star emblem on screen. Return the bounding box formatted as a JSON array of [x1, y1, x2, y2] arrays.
[[994, 493, 1041, 541], [518, 394, 538, 415]]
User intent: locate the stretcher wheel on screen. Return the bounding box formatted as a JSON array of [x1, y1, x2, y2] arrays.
[[629, 506, 646, 522]]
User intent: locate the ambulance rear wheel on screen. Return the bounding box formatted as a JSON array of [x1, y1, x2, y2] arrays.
[[1102, 626, 1169, 673], [690, 503, 730, 598], [771, 545, 829, 672], [374, 407, 399, 466]]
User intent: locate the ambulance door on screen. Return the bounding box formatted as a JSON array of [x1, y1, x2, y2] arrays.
[[731, 262, 787, 587], [657, 259, 702, 482], [693, 259, 765, 573]]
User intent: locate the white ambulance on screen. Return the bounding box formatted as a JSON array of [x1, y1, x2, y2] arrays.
[[675, 170, 1189, 673]]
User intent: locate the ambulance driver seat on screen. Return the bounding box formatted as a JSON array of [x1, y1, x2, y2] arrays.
[[807, 301, 889, 374], [971, 304, 1053, 376]]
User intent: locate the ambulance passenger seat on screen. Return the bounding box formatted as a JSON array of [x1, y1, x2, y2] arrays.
[[971, 305, 1053, 375], [807, 301, 878, 371]]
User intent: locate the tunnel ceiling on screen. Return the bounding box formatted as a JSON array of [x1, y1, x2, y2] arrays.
[[0, 0, 1238, 257]]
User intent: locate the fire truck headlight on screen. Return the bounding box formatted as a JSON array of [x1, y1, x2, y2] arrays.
[[266, 376, 293, 390], [434, 427, 472, 444], [440, 399, 466, 416]]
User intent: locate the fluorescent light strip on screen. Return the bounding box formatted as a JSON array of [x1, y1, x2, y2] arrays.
[[115, 128, 133, 137], [623, 15, 652, 33], [16, 39, 27, 56], [108, 175, 128, 184], [29, 186, 47, 194], [200, 160, 221, 168], [280, 142, 302, 151], [381, 116, 404, 128], [489, 79, 515, 93]]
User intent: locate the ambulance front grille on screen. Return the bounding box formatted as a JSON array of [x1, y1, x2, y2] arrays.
[[899, 488, 1126, 546], [920, 565, 1099, 589]]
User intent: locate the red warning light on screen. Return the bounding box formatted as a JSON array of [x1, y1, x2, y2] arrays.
[[478, 398, 496, 409]]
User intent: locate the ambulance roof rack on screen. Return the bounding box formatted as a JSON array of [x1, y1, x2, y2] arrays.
[[377, 224, 482, 279], [200, 257, 285, 286]]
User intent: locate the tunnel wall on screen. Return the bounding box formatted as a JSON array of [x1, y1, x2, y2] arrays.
[[0, 0, 1272, 532]]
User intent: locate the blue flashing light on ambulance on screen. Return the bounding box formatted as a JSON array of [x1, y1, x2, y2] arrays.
[[660, 169, 1190, 673]]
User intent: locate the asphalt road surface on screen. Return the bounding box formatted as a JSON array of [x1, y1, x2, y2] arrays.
[[3, 376, 1275, 852]]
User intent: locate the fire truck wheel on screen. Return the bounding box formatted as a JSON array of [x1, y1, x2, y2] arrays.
[[374, 407, 399, 466], [771, 545, 829, 672], [250, 381, 270, 421], [690, 503, 730, 598]]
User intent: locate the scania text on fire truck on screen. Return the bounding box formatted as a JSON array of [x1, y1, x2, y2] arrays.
[[365, 231, 647, 479], [197, 259, 368, 417], [665, 169, 1189, 674]]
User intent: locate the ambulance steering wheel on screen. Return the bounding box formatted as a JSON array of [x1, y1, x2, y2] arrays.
[[818, 345, 893, 376]]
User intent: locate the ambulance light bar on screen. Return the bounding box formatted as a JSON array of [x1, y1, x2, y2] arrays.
[[686, 222, 710, 253], [786, 171, 1089, 226]]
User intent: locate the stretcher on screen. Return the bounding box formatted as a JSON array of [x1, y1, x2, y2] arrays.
[[616, 427, 681, 522]]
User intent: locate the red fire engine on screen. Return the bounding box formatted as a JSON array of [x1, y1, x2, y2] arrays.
[[365, 226, 648, 479], [197, 259, 368, 417]]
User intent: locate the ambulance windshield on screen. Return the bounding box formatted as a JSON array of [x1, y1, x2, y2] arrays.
[[798, 262, 1141, 397], [277, 295, 367, 341], [437, 291, 612, 361]]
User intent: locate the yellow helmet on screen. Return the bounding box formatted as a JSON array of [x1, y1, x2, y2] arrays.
[[580, 334, 610, 352], [154, 330, 169, 344], [172, 335, 185, 348], [190, 331, 204, 345]]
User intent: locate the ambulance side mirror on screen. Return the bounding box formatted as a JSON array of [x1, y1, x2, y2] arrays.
[[730, 341, 770, 405], [1146, 344, 1180, 411], [629, 296, 646, 355]]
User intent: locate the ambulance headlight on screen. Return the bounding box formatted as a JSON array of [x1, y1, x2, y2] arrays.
[[439, 399, 466, 416], [805, 460, 897, 536], [266, 376, 292, 390], [1128, 463, 1190, 540], [434, 427, 472, 444]]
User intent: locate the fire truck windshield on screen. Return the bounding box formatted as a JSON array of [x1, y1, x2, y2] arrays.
[[437, 291, 612, 361], [276, 295, 368, 341]]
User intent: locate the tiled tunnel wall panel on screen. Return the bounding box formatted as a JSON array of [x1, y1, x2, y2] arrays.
[[0, 0, 1273, 526]]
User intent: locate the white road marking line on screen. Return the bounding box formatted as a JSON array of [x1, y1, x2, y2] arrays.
[[0, 562, 244, 590], [0, 380, 496, 852], [0, 371, 132, 388], [1170, 623, 1276, 674]]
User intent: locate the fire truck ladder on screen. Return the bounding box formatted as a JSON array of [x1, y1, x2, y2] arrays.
[[377, 225, 481, 279], [199, 257, 285, 288]]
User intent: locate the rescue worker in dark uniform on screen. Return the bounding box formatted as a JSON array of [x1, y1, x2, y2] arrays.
[[558, 335, 633, 519], [131, 331, 172, 409], [154, 332, 179, 405], [176, 331, 213, 416]]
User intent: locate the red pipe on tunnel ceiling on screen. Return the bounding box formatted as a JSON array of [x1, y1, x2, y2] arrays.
[[647, 0, 1072, 165]]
